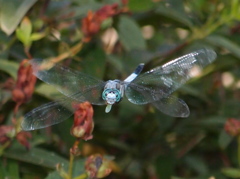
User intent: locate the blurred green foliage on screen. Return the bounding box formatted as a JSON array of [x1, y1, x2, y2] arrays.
[[1, 0, 240, 178]]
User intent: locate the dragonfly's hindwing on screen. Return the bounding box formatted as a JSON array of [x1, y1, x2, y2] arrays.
[[22, 98, 74, 131]]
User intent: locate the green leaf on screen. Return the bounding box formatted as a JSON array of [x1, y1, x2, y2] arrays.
[[0, 60, 19, 79], [0, 161, 6, 178], [231, 0, 240, 17], [184, 155, 208, 175], [46, 159, 85, 179], [218, 130, 233, 149], [155, 154, 176, 179], [0, 31, 11, 58], [155, 3, 192, 27], [0, 159, 19, 179], [69, 3, 102, 19], [107, 55, 124, 72], [72, 159, 85, 177], [35, 83, 62, 100], [4, 147, 68, 169], [180, 85, 209, 102], [30, 32, 45, 41], [128, 0, 154, 12], [0, 0, 37, 35], [16, 17, 32, 47], [222, 168, 240, 178], [118, 15, 146, 51], [197, 116, 226, 126], [7, 159, 19, 179], [80, 48, 106, 78], [206, 35, 240, 58], [107, 138, 133, 152], [45, 171, 62, 179]]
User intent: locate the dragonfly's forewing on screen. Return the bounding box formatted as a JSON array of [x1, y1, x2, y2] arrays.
[[125, 49, 216, 117], [30, 59, 106, 105]]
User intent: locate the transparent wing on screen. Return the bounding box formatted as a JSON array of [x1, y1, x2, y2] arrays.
[[125, 83, 164, 104], [124, 83, 189, 117], [30, 59, 106, 105], [126, 49, 216, 104], [152, 96, 189, 117], [22, 97, 75, 131], [69, 83, 106, 105], [22, 83, 106, 131]]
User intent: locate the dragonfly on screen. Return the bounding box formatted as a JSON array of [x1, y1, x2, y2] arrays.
[[21, 48, 217, 131]]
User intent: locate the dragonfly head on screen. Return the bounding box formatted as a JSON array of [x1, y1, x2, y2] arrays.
[[102, 89, 121, 104], [102, 88, 121, 112]]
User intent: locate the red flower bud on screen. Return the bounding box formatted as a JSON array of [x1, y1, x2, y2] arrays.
[[96, 4, 119, 21], [121, 0, 128, 5], [85, 154, 112, 178], [12, 60, 36, 107], [224, 118, 240, 137], [70, 102, 94, 140], [0, 125, 31, 149], [2, 78, 15, 90], [70, 143, 81, 156], [12, 89, 25, 102], [81, 3, 128, 42], [16, 131, 32, 150], [81, 11, 101, 42], [0, 125, 14, 144]]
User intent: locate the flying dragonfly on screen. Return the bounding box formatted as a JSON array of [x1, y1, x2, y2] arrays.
[[21, 49, 217, 131]]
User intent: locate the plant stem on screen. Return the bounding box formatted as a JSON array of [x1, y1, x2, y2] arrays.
[[49, 41, 83, 64], [24, 46, 32, 59], [238, 136, 240, 167], [37, 41, 84, 70], [0, 141, 11, 156], [73, 173, 88, 179], [68, 139, 81, 179], [68, 153, 74, 179]]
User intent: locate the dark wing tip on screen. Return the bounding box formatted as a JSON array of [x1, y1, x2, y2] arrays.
[[134, 63, 145, 75]]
